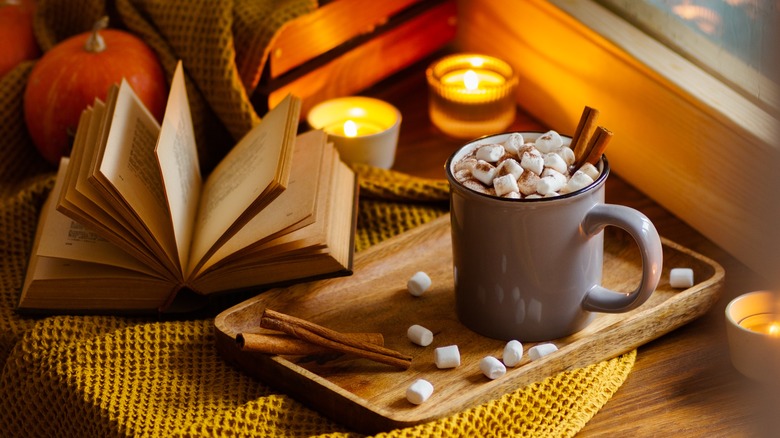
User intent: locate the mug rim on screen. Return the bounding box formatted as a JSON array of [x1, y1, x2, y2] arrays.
[[445, 131, 610, 202]]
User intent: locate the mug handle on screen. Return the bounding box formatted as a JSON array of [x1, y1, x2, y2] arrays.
[[580, 204, 663, 313]]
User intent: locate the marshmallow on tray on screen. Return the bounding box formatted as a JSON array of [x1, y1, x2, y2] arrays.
[[669, 268, 694, 288], [406, 379, 434, 405], [407, 324, 433, 347], [434, 345, 461, 369], [407, 271, 431, 296], [502, 340, 524, 367], [479, 356, 507, 380], [528, 343, 558, 360]]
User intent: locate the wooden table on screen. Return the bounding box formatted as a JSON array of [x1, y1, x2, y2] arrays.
[[361, 57, 778, 436]]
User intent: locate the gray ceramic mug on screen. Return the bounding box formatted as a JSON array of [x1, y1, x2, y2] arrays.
[[446, 132, 663, 341]]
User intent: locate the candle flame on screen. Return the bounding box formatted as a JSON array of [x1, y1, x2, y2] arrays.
[[343, 120, 358, 137], [464, 70, 479, 91], [770, 322, 780, 336], [468, 56, 485, 67]]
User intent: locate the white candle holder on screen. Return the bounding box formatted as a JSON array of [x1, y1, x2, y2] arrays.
[[725, 290, 780, 384], [426, 53, 518, 139], [307, 97, 401, 169]]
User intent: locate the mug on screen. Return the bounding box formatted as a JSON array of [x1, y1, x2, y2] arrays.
[[446, 132, 663, 341]]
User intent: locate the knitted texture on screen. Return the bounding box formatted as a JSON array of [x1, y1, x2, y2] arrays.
[[0, 1, 636, 436]]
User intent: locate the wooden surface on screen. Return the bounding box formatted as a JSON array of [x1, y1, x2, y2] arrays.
[[361, 56, 779, 436], [215, 214, 723, 433]]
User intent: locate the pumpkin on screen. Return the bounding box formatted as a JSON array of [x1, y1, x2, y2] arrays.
[[24, 17, 167, 165], [0, 0, 40, 77]]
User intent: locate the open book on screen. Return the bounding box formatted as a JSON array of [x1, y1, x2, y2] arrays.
[[19, 62, 358, 314]]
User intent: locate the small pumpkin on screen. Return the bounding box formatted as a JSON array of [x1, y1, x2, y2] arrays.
[[24, 17, 167, 165], [0, 0, 40, 78]]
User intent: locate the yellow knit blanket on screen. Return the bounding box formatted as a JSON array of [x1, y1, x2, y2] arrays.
[[0, 1, 635, 436]]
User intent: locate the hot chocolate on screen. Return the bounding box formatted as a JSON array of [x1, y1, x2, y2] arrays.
[[450, 131, 601, 199]]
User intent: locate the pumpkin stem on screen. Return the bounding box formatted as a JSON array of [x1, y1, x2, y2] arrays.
[[84, 16, 109, 53]]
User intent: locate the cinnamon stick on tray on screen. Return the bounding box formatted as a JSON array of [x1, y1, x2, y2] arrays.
[[236, 332, 385, 356], [259, 308, 413, 370]]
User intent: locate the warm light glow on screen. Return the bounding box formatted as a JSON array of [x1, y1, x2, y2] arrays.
[[770, 322, 780, 336], [343, 120, 358, 138], [468, 56, 485, 68], [463, 70, 479, 90]]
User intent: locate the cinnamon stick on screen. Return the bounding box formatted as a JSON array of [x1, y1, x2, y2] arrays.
[[570, 106, 600, 165], [236, 332, 384, 355], [259, 308, 412, 370], [578, 126, 613, 169]]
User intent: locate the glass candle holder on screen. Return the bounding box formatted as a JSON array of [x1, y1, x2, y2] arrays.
[[307, 97, 401, 169], [426, 53, 518, 139]]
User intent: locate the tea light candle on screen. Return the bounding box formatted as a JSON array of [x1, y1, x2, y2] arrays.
[[307, 97, 401, 169], [426, 53, 518, 139], [739, 313, 780, 336], [725, 291, 780, 384]]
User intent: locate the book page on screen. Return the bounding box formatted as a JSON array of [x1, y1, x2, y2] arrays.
[[40, 158, 162, 277], [155, 62, 201, 272], [193, 130, 326, 275], [97, 79, 180, 271], [186, 94, 300, 275]]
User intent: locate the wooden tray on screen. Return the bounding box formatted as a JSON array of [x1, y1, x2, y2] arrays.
[[214, 214, 724, 433]]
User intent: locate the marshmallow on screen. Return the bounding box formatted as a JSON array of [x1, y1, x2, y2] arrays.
[[406, 378, 434, 405], [558, 146, 575, 166], [479, 356, 507, 380], [472, 160, 497, 186], [434, 345, 461, 369], [543, 152, 568, 174], [502, 340, 524, 367], [453, 156, 478, 174], [528, 343, 558, 360], [524, 194, 542, 199], [502, 191, 521, 199], [579, 162, 600, 180], [535, 130, 563, 153], [476, 144, 505, 162], [461, 178, 493, 195], [669, 268, 694, 288], [453, 169, 471, 183], [537, 169, 567, 195], [493, 174, 520, 197], [520, 152, 544, 176], [502, 133, 524, 155], [517, 171, 541, 196], [407, 324, 433, 347], [496, 158, 524, 180], [518, 144, 541, 158], [407, 271, 431, 296], [560, 171, 594, 194]]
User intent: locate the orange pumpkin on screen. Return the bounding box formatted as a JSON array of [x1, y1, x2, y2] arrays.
[[0, 0, 41, 77], [24, 17, 167, 165]]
